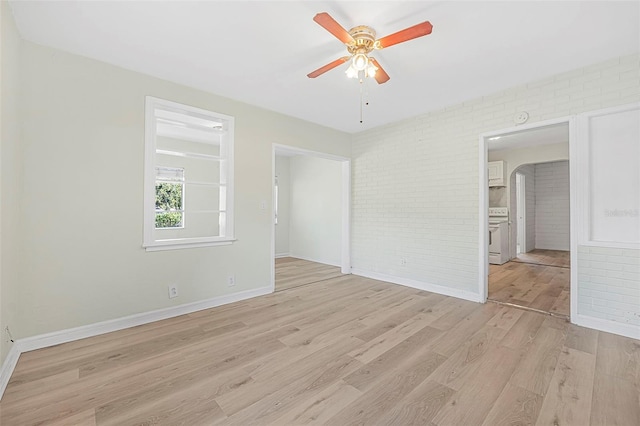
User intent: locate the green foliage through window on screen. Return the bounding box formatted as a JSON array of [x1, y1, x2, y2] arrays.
[[155, 182, 183, 228]]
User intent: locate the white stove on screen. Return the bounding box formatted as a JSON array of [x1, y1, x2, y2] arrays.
[[489, 207, 509, 265]]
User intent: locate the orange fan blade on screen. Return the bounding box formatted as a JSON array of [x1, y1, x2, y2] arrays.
[[369, 58, 390, 84], [307, 56, 350, 78], [376, 21, 433, 49], [313, 12, 354, 45]]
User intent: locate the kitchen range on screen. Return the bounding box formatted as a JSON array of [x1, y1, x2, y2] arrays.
[[489, 207, 509, 265]]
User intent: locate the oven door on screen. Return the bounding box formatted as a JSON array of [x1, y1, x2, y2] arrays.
[[489, 225, 500, 254]]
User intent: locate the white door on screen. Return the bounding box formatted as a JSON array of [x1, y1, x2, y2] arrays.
[[516, 172, 526, 254]]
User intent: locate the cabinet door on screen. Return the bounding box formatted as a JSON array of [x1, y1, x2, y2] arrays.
[[488, 161, 503, 180]]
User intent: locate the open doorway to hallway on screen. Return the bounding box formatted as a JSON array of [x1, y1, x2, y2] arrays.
[[485, 122, 571, 318], [272, 145, 351, 292]]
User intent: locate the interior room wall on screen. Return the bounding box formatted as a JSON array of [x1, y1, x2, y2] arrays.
[[274, 155, 290, 257], [535, 161, 570, 250], [0, 1, 23, 365], [490, 142, 568, 258], [352, 54, 639, 305], [10, 39, 350, 344], [289, 155, 342, 266]]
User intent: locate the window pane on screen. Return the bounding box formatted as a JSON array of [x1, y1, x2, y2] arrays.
[[155, 167, 184, 229]]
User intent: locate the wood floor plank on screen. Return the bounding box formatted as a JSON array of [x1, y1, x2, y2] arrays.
[[431, 345, 524, 426], [481, 383, 543, 426], [589, 370, 640, 426], [564, 323, 599, 355], [326, 351, 447, 425], [510, 325, 567, 396], [535, 348, 596, 426], [269, 381, 362, 425], [343, 326, 443, 392], [221, 354, 363, 425], [374, 380, 455, 426], [216, 337, 363, 416], [500, 310, 546, 350]]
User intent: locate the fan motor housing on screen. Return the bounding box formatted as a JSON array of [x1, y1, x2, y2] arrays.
[[347, 25, 376, 54]]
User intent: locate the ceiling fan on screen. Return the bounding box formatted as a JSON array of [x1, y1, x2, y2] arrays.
[[307, 12, 433, 84]]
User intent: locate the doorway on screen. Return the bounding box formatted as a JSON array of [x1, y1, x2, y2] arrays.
[[271, 144, 351, 292], [479, 118, 573, 318], [516, 172, 525, 255]]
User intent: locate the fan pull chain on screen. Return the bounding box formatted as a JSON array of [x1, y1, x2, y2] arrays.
[[360, 80, 364, 123]]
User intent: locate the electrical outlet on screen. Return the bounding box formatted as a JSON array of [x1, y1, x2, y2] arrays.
[[168, 285, 178, 299], [227, 275, 236, 287], [400, 257, 407, 266]]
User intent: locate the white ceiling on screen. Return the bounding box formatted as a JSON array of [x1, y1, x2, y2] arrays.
[[487, 122, 568, 151], [8, 1, 640, 134]]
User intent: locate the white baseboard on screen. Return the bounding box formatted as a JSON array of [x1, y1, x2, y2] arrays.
[[275, 252, 290, 258], [351, 269, 483, 303], [573, 313, 640, 340], [289, 254, 341, 268], [0, 344, 20, 400], [0, 285, 272, 400]]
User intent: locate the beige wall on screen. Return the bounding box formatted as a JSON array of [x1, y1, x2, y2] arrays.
[[289, 156, 343, 266], [0, 1, 23, 364], [9, 39, 350, 343]]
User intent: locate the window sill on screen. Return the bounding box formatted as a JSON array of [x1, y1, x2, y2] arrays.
[[144, 238, 236, 252]]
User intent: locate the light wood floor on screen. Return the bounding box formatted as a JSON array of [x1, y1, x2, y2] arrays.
[[2, 271, 638, 425], [275, 257, 343, 291], [513, 249, 570, 268], [489, 250, 570, 318]]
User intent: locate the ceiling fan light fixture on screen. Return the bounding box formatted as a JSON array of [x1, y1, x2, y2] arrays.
[[345, 64, 358, 79], [352, 53, 369, 71], [366, 63, 378, 78]]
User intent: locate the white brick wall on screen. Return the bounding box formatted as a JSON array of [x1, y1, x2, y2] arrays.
[[535, 161, 570, 250], [352, 54, 640, 327], [578, 246, 640, 326]]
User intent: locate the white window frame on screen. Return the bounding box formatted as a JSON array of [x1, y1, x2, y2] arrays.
[[143, 96, 235, 251]]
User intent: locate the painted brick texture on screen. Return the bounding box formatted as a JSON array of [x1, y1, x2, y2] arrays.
[[535, 161, 570, 250], [351, 53, 640, 324], [578, 247, 640, 326]]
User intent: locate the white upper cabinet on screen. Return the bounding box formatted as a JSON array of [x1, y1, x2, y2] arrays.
[[488, 160, 506, 187]]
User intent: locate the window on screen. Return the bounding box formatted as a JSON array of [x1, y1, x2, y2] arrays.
[[144, 97, 235, 251], [155, 167, 184, 229]]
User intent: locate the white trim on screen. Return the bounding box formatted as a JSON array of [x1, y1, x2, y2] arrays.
[[576, 102, 640, 250], [0, 285, 271, 400], [271, 144, 351, 286], [352, 269, 483, 303], [341, 161, 352, 275], [573, 314, 640, 341], [569, 117, 579, 324], [479, 116, 574, 305], [275, 253, 290, 259], [0, 345, 20, 400], [143, 96, 235, 250], [144, 239, 235, 252]]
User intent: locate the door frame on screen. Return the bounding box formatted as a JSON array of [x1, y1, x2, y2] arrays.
[[516, 172, 526, 255], [478, 116, 577, 323], [271, 144, 351, 291]]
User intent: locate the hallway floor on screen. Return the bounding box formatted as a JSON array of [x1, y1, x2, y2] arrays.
[[489, 250, 570, 318], [275, 257, 343, 292]]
